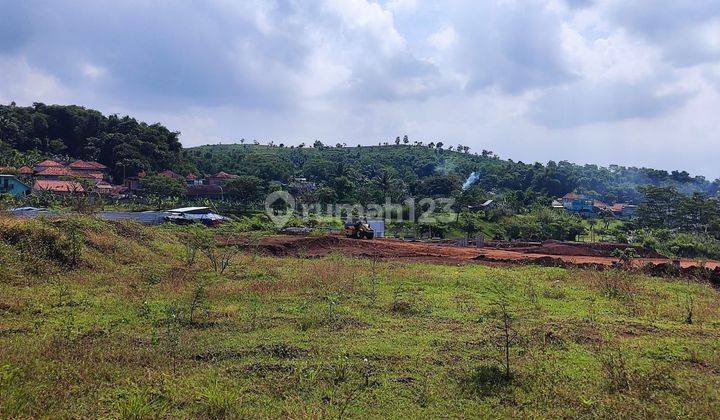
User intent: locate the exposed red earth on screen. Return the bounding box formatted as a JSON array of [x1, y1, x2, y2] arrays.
[[227, 234, 720, 270]]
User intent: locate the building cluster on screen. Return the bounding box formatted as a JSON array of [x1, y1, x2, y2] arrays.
[[0, 159, 110, 197], [552, 192, 637, 218], [122, 169, 240, 199], [0, 159, 242, 200]]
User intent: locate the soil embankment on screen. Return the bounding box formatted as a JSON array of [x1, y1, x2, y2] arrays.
[[229, 235, 718, 269]]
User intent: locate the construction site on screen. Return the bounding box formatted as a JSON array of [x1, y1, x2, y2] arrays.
[[228, 234, 720, 285]]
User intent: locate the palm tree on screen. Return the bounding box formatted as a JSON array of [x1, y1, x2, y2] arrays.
[[587, 219, 597, 242]]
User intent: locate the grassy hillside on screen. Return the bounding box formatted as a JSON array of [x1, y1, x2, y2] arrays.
[[1, 216, 719, 417]]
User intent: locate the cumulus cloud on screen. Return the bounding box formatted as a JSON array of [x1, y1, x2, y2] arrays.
[[444, 0, 575, 94], [1, 0, 720, 176], [428, 26, 458, 50], [0, 1, 310, 108], [606, 0, 720, 66], [529, 79, 693, 128], [564, 0, 594, 9]]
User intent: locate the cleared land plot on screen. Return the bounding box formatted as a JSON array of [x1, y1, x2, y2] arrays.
[[1, 217, 719, 418], [237, 235, 720, 269]]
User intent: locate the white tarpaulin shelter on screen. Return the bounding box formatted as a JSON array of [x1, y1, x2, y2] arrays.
[[164, 207, 226, 225]]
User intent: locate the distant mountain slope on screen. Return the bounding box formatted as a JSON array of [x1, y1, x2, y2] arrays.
[[2, 101, 716, 202], [187, 143, 720, 204], [0, 103, 193, 181]]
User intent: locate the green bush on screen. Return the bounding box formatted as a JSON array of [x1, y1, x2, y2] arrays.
[[504, 209, 585, 241], [632, 229, 720, 259], [0, 217, 90, 270], [661, 233, 720, 259]]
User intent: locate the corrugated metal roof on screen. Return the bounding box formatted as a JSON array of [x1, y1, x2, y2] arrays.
[[166, 207, 211, 213]]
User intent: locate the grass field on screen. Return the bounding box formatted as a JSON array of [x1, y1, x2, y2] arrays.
[[1, 216, 719, 418]]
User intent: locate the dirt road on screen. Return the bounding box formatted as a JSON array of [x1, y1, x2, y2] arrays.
[[240, 235, 719, 269]]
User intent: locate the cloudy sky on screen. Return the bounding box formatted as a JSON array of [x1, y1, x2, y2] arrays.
[[1, 0, 719, 176]]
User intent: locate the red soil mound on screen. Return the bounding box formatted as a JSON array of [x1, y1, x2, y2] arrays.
[[222, 234, 719, 277]]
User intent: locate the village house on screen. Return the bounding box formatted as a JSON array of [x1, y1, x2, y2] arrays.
[[93, 181, 114, 195], [186, 184, 225, 200], [34, 166, 76, 179], [30, 159, 109, 184], [68, 160, 108, 181], [123, 171, 146, 192], [0, 174, 31, 197], [561, 192, 594, 214], [611, 203, 637, 218], [592, 200, 611, 213], [159, 170, 184, 181], [206, 171, 239, 185], [287, 176, 318, 195], [33, 179, 85, 194], [186, 173, 203, 186], [557, 191, 638, 219], [33, 159, 65, 173]]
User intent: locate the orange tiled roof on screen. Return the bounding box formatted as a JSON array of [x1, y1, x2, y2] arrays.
[[88, 161, 107, 170], [159, 170, 183, 179], [35, 167, 74, 177], [33, 180, 85, 193], [93, 181, 113, 193], [593, 200, 609, 208], [35, 159, 64, 168], [611, 203, 634, 212], [19, 166, 33, 174], [72, 171, 104, 180], [112, 185, 128, 194], [212, 171, 239, 179], [562, 192, 585, 200], [69, 160, 108, 170], [68, 160, 92, 169]]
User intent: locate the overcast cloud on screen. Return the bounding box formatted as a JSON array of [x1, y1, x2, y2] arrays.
[[1, 0, 719, 176]]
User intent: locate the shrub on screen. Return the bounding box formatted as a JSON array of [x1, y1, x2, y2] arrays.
[[457, 365, 512, 397], [0, 217, 86, 270], [504, 208, 585, 241], [591, 271, 636, 300]]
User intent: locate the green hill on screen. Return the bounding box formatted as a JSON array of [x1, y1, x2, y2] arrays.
[[2, 102, 718, 205], [187, 143, 720, 205], [0, 103, 193, 180]]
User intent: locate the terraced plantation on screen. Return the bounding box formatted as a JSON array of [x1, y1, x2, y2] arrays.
[[1, 215, 719, 418]]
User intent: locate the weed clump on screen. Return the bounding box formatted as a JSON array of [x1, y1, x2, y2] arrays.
[[457, 365, 513, 397], [594, 271, 637, 299], [0, 217, 87, 271], [598, 348, 678, 397], [389, 284, 427, 315]]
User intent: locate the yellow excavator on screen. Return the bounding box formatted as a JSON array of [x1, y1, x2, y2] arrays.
[[344, 218, 375, 239]]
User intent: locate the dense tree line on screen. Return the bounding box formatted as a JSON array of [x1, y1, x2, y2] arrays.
[[636, 186, 720, 236], [187, 142, 720, 209], [3, 102, 718, 213], [0, 103, 193, 181]]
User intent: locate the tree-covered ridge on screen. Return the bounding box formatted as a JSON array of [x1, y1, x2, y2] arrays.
[[186, 143, 720, 205], [0, 103, 193, 180], [2, 102, 717, 203]]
